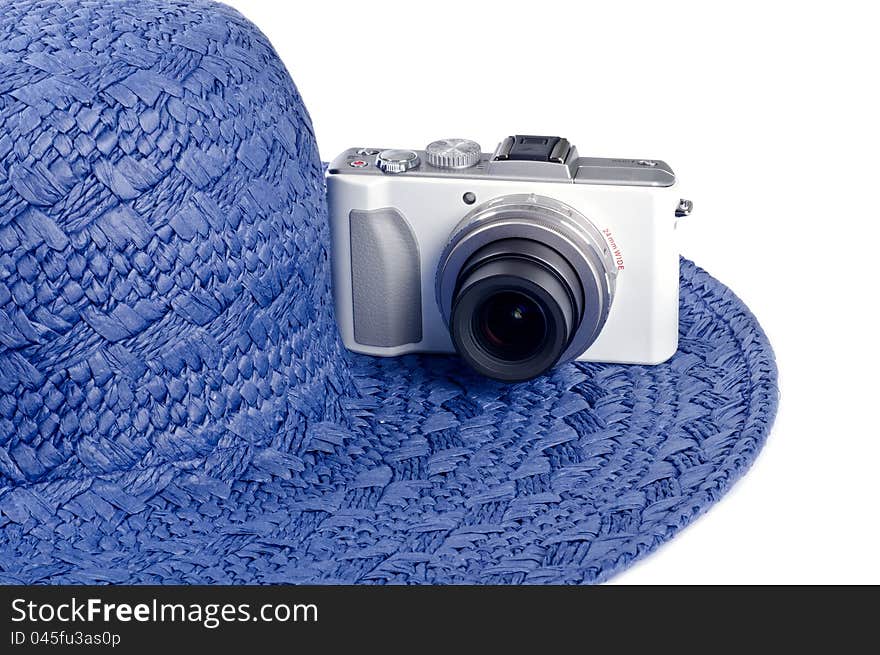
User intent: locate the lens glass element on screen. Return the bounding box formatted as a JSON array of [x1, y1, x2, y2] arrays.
[[474, 291, 547, 362]]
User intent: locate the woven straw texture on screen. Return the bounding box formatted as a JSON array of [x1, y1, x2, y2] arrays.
[[0, 0, 778, 584]]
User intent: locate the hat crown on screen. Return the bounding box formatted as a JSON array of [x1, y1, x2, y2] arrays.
[[0, 0, 339, 485]]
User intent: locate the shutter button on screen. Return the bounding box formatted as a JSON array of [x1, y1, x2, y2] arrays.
[[376, 149, 420, 174]]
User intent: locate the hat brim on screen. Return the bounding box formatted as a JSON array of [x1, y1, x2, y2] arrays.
[[0, 258, 777, 584]]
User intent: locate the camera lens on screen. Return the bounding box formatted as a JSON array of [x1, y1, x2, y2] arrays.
[[475, 291, 547, 361], [437, 195, 615, 381], [450, 239, 584, 382]]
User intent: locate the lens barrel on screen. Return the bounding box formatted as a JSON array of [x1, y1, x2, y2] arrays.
[[436, 194, 616, 382], [450, 239, 584, 381]]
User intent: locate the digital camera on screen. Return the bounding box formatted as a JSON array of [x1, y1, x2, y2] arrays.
[[326, 135, 692, 382]]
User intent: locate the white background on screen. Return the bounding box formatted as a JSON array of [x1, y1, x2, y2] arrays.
[[229, 0, 879, 583]]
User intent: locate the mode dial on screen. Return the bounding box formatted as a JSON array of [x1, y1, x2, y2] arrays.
[[425, 139, 482, 169]]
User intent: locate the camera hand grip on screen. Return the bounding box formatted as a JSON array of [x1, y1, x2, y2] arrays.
[[349, 208, 422, 348]]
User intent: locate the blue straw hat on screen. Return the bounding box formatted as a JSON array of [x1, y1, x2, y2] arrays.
[[0, 0, 778, 584]]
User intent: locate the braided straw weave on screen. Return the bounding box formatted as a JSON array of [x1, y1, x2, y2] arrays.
[[0, 0, 778, 584]]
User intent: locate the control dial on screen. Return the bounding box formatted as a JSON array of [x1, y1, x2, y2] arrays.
[[426, 139, 482, 169], [376, 149, 420, 174]]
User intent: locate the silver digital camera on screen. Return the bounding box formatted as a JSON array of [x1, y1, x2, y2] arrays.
[[326, 135, 691, 382]]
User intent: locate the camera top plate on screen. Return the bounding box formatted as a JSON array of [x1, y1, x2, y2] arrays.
[[328, 135, 675, 187]]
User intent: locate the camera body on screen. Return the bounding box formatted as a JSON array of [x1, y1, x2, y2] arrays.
[[326, 136, 688, 381]]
